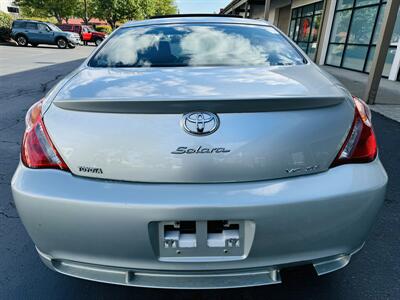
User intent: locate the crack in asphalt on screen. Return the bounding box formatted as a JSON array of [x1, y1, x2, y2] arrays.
[[1, 73, 65, 100], [0, 73, 66, 134], [0, 211, 19, 219], [0, 72, 67, 223], [0, 119, 21, 132], [1, 88, 39, 100], [0, 140, 20, 145], [40, 74, 64, 92]]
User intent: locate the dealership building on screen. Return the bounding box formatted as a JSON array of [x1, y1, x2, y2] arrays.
[[221, 0, 400, 82]]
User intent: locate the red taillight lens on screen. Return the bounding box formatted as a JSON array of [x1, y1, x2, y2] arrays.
[[331, 96, 377, 167], [21, 100, 69, 171]]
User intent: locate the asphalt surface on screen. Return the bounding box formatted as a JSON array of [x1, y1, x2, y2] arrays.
[[0, 45, 399, 299], [0, 43, 94, 76]]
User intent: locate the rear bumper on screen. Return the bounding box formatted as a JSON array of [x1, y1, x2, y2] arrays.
[[37, 245, 362, 289], [12, 159, 387, 288]]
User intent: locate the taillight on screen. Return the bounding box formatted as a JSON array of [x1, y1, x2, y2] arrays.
[[331, 96, 377, 167], [21, 100, 69, 171]]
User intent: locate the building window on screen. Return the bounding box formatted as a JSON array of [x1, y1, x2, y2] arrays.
[[288, 1, 324, 61], [7, 7, 19, 14], [326, 0, 400, 77]]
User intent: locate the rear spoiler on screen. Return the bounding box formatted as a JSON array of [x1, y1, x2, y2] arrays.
[[53, 96, 344, 114]]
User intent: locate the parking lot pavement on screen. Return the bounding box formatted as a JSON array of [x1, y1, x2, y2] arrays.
[[322, 66, 400, 123], [0, 46, 399, 299], [0, 44, 94, 76]]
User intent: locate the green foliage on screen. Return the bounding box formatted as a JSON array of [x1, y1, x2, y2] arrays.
[[16, 0, 79, 23], [131, 0, 177, 19], [0, 11, 14, 41], [18, 15, 58, 24], [153, 0, 177, 16], [19, 5, 50, 19], [135, 0, 156, 20], [95, 24, 112, 34], [15, 0, 178, 28], [93, 0, 177, 28], [94, 0, 136, 29], [75, 0, 98, 24]]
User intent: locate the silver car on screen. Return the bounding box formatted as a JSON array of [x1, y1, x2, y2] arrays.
[[12, 16, 387, 289]]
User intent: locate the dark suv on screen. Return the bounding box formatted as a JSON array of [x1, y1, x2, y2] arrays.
[[11, 20, 81, 49], [58, 24, 107, 46]]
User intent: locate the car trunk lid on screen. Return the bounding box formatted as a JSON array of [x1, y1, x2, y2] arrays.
[[44, 65, 354, 183]]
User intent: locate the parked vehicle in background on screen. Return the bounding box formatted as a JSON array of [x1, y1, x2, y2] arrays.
[[11, 20, 81, 49], [58, 24, 107, 46]]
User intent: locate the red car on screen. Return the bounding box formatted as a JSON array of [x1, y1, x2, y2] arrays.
[[58, 24, 107, 46]]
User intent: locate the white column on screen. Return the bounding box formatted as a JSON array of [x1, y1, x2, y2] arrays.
[[318, 0, 337, 65], [365, 0, 400, 104], [244, 1, 249, 18], [264, 0, 271, 20], [389, 41, 400, 81]]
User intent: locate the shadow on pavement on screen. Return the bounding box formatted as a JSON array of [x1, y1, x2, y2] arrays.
[[0, 59, 85, 99], [0, 43, 94, 50]]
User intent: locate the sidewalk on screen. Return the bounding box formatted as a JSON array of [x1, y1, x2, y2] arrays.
[[322, 66, 400, 123]]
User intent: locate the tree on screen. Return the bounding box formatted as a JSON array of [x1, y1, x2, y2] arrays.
[[0, 11, 14, 41], [18, 0, 177, 27], [135, 0, 157, 20], [94, 0, 177, 28], [153, 0, 177, 16], [75, 0, 98, 25], [94, 0, 139, 29], [16, 0, 79, 24]]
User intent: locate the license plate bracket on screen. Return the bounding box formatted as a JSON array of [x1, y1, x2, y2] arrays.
[[154, 220, 254, 262]]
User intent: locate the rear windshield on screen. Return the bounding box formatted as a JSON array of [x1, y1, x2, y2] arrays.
[[89, 24, 305, 68]]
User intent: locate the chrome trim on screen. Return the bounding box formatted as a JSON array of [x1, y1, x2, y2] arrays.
[[181, 111, 220, 136]]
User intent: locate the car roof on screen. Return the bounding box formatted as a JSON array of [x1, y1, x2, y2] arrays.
[[121, 15, 269, 28], [14, 19, 42, 24]]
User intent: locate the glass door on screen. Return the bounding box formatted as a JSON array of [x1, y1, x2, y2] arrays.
[[288, 1, 324, 61]]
